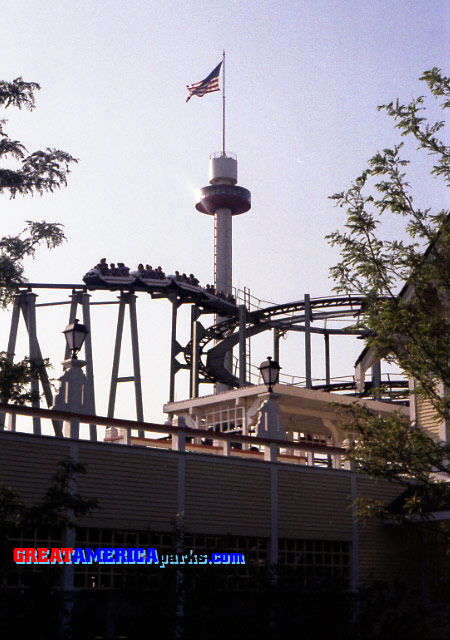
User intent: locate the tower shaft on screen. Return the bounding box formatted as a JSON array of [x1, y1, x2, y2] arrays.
[[214, 208, 232, 295], [196, 152, 251, 389]]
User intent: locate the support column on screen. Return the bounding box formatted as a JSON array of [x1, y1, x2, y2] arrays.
[[215, 207, 233, 391], [169, 295, 181, 404], [270, 465, 278, 565], [304, 293, 312, 388], [128, 294, 144, 435], [273, 328, 280, 364], [174, 415, 186, 640], [0, 295, 21, 430], [238, 304, 247, 387], [6, 294, 21, 359], [53, 359, 92, 439], [61, 440, 79, 639], [324, 332, 330, 386], [190, 305, 200, 399], [350, 473, 359, 591], [27, 292, 41, 435], [81, 293, 97, 441], [214, 208, 232, 295], [13, 292, 62, 436], [371, 360, 381, 400], [108, 294, 126, 418]]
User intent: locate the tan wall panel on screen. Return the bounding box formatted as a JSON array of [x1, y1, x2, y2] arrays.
[[77, 444, 178, 531], [355, 477, 420, 586], [185, 458, 271, 536], [0, 433, 71, 504], [0, 432, 423, 591], [278, 468, 353, 539]]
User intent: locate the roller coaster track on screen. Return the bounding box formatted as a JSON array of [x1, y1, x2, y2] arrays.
[[11, 281, 407, 397], [185, 294, 408, 399], [185, 295, 371, 387]]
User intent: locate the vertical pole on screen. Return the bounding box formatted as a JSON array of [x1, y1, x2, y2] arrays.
[[273, 328, 280, 363], [81, 292, 97, 441], [61, 441, 78, 639], [304, 294, 312, 389], [27, 292, 41, 435], [371, 360, 381, 400], [222, 49, 226, 156], [0, 295, 21, 430], [108, 294, 126, 419], [174, 437, 186, 640], [128, 294, 144, 435], [190, 305, 200, 399], [238, 304, 247, 387], [270, 466, 278, 565], [7, 295, 21, 358], [350, 473, 359, 591], [169, 296, 180, 404], [324, 332, 330, 386]]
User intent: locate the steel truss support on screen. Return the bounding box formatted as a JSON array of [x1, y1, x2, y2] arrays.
[[238, 304, 247, 387], [324, 332, 330, 385], [1, 291, 62, 436], [107, 292, 144, 436], [190, 305, 201, 399], [27, 292, 40, 434], [169, 295, 184, 405], [304, 294, 312, 388]]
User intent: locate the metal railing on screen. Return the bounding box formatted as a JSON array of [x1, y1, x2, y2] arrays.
[[0, 402, 347, 469]]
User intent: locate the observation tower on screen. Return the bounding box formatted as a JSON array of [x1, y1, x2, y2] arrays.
[[195, 152, 251, 296]]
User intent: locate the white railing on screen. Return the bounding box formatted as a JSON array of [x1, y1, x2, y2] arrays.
[[233, 286, 277, 311], [0, 402, 346, 469]]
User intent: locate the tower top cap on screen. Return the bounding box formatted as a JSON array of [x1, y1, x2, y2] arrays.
[[209, 152, 238, 185]]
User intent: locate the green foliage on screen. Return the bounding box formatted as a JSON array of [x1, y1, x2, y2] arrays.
[[0, 77, 75, 406], [328, 67, 450, 300], [338, 403, 450, 519], [0, 77, 75, 305], [0, 351, 49, 404], [0, 219, 66, 307], [0, 78, 40, 111], [327, 68, 450, 519], [0, 77, 77, 198]]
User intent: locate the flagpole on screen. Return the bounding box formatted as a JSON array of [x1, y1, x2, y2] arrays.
[[222, 49, 225, 156]]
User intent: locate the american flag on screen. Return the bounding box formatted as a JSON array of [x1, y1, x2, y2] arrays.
[[186, 62, 222, 103]]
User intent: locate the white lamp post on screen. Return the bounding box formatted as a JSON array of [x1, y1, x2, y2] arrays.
[[63, 319, 89, 360], [256, 357, 288, 459], [52, 320, 94, 438], [259, 356, 281, 393]]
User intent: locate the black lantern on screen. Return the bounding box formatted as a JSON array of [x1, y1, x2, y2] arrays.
[[63, 319, 89, 359], [259, 356, 281, 392]]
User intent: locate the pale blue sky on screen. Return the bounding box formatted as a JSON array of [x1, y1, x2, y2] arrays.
[[1, 0, 449, 424]]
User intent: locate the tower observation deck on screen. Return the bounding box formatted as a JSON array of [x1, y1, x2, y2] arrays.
[[195, 152, 251, 296]]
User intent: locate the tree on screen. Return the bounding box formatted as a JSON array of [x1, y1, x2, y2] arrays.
[[0, 78, 77, 404], [0, 78, 77, 308], [0, 78, 76, 198], [326, 68, 450, 517]]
